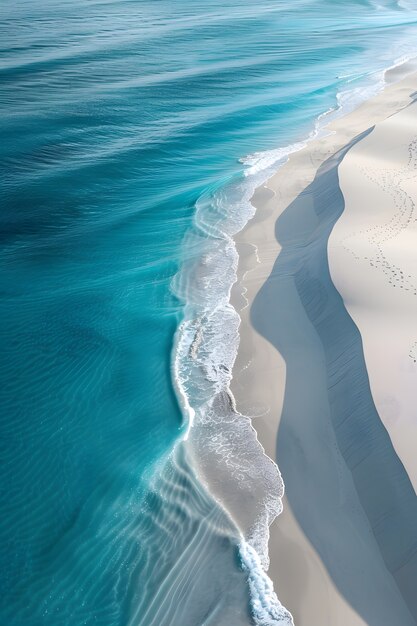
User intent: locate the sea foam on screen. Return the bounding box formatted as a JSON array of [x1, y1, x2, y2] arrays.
[[171, 143, 293, 623]]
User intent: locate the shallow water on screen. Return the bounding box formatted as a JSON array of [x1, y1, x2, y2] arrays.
[[2, 1, 417, 623]]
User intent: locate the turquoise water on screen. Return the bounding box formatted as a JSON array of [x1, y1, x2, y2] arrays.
[[2, 1, 417, 624]]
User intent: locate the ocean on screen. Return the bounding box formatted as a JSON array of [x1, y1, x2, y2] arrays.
[[1, 0, 417, 624]]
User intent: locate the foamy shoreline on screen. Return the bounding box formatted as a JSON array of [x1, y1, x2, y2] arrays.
[[231, 68, 417, 624]]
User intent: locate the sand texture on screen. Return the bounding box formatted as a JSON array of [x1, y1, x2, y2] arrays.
[[330, 101, 417, 493], [231, 71, 417, 624]]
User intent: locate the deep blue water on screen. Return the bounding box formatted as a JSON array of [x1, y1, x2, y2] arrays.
[[1, 1, 417, 624]]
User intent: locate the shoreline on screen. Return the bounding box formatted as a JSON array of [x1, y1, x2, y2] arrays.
[[231, 70, 417, 624]]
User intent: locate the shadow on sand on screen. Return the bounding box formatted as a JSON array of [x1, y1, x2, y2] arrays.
[[252, 128, 417, 625]]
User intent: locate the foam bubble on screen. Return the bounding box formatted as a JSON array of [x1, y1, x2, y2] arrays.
[[239, 541, 294, 626], [240, 140, 307, 178], [171, 155, 290, 620]]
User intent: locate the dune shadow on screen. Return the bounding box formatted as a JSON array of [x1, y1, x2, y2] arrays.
[[252, 128, 417, 625]]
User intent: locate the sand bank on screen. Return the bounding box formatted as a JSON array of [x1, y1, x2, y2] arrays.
[[231, 71, 417, 624]]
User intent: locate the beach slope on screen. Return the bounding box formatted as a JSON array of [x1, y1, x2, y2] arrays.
[[232, 72, 417, 625]]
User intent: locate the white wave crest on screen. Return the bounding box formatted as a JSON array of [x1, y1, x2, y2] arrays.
[[240, 140, 307, 178], [240, 542, 294, 626]]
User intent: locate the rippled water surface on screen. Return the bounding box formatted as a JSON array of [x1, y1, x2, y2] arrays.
[[2, 0, 417, 624]]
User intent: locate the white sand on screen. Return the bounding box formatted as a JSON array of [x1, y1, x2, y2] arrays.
[[231, 71, 417, 624], [329, 101, 417, 494]]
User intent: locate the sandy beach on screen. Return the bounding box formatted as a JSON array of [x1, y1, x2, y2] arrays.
[[330, 102, 417, 493], [231, 70, 417, 625]]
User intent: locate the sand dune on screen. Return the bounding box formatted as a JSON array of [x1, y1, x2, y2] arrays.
[[232, 71, 417, 624]]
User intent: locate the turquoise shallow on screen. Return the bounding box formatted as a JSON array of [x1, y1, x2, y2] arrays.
[[1, 1, 417, 624]]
